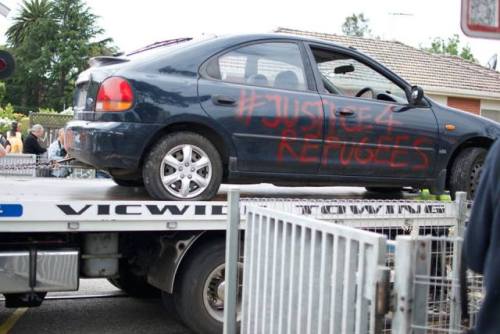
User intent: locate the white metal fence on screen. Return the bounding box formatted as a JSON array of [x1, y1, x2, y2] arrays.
[[0, 153, 37, 177], [392, 236, 483, 333], [0, 153, 98, 179], [226, 192, 484, 334], [241, 206, 390, 334]]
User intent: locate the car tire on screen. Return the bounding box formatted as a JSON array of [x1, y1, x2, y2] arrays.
[[173, 240, 238, 334], [112, 177, 144, 187], [107, 261, 160, 298], [449, 147, 487, 199], [143, 132, 222, 201]]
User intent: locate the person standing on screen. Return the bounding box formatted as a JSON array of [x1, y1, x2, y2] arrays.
[[464, 139, 500, 334], [23, 124, 46, 155], [0, 143, 5, 157], [7, 121, 23, 153]]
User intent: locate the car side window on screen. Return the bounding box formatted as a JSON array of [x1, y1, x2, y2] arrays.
[[207, 42, 308, 91], [311, 47, 408, 103]]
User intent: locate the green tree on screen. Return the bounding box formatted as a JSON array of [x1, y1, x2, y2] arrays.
[[342, 13, 371, 37], [424, 34, 476, 62], [47, 0, 115, 108], [0, 82, 6, 105], [5, 0, 55, 110], [6, 0, 53, 47], [4, 0, 115, 111]]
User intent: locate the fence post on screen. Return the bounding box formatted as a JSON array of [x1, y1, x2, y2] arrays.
[[449, 238, 463, 333], [412, 238, 431, 334], [392, 236, 415, 334], [224, 189, 240, 334], [454, 192, 467, 238]]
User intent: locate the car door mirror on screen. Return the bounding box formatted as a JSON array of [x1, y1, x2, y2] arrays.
[[407, 85, 424, 105]]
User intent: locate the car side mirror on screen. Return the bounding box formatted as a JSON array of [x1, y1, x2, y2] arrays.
[[407, 85, 424, 105]]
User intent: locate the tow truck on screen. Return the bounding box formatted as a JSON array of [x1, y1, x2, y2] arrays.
[[0, 177, 456, 334]]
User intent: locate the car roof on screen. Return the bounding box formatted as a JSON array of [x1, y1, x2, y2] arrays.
[[209, 33, 347, 49]]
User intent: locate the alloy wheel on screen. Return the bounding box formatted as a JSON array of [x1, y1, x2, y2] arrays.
[[159, 144, 212, 199]]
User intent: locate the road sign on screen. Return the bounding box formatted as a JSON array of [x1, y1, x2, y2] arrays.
[[461, 0, 500, 39]]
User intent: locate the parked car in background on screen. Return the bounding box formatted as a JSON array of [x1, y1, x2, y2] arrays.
[[66, 34, 500, 200]]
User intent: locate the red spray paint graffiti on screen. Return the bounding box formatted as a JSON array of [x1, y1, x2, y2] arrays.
[[236, 88, 432, 171]]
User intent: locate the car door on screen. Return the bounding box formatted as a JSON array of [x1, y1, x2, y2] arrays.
[[198, 41, 324, 174], [306, 44, 439, 179]]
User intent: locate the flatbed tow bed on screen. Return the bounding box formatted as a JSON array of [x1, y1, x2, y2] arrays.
[[0, 178, 430, 232], [0, 178, 456, 333]]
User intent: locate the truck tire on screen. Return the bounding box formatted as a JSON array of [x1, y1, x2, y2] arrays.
[[112, 177, 144, 187], [107, 261, 160, 298], [173, 240, 240, 334], [449, 147, 487, 199], [143, 132, 222, 201]]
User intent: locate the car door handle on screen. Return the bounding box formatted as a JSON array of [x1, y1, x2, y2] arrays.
[[337, 109, 355, 116], [212, 95, 237, 107]]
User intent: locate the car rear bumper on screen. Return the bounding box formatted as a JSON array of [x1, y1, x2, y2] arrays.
[[65, 121, 162, 170]]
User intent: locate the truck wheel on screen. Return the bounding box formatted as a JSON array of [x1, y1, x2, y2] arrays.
[[112, 177, 144, 187], [173, 240, 241, 334], [107, 261, 160, 298], [449, 147, 487, 199], [143, 132, 222, 201]]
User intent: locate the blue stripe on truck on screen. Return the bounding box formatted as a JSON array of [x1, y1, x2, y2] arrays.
[[0, 204, 23, 217]]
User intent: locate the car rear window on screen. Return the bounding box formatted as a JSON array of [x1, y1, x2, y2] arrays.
[[207, 42, 308, 92]]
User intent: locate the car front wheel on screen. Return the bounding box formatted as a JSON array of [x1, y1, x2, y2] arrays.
[[449, 147, 487, 199], [143, 132, 222, 201]]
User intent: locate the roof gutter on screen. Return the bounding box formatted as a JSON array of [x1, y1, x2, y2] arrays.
[[424, 85, 500, 101]]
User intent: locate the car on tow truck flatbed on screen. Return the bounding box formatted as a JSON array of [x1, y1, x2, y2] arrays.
[[66, 34, 500, 201]]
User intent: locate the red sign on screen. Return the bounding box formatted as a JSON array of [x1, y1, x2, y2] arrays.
[[461, 0, 500, 39]]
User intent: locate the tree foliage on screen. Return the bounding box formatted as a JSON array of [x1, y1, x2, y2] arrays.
[[342, 13, 371, 37], [4, 0, 116, 112], [424, 34, 476, 62]]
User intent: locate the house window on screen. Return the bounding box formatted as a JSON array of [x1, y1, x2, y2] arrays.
[[447, 97, 480, 115]]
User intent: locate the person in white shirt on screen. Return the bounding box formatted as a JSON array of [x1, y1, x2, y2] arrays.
[[47, 128, 69, 177]]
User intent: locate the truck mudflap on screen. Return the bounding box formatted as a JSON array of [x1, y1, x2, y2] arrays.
[[0, 249, 79, 296]]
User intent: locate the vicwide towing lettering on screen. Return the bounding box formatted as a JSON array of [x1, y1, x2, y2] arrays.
[[55, 203, 447, 217], [56, 204, 228, 216], [296, 203, 446, 215]]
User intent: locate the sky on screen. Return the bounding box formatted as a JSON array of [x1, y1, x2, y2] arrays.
[[0, 0, 499, 68]]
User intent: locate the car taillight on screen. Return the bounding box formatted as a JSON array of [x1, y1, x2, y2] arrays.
[[95, 77, 134, 112]]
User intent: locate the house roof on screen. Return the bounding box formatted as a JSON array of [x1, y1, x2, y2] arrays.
[[276, 27, 500, 100]]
